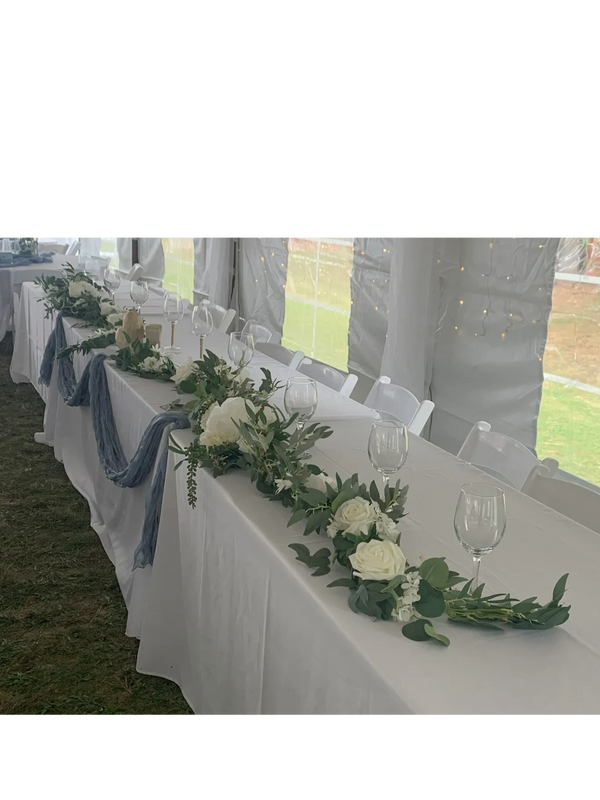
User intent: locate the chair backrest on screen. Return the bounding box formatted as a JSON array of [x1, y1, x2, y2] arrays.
[[206, 303, 236, 333], [66, 240, 80, 255], [522, 466, 600, 534], [255, 342, 305, 370], [364, 376, 435, 435], [298, 359, 358, 397], [457, 421, 559, 490], [192, 290, 210, 306], [39, 242, 68, 254], [241, 319, 272, 344]]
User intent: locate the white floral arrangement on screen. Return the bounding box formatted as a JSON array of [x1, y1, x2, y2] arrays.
[[172, 370, 572, 645]]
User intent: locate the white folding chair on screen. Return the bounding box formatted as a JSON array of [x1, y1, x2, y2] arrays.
[[206, 303, 236, 333], [365, 376, 435, 435], [39, 242, 68, 254], [241, 319, 272, 344], [255, 342, 305, 370], [298, 358, 358, 398], [457, 421, 559, 490], [522, 466, 600, 534], [66, 240, 80, 256]]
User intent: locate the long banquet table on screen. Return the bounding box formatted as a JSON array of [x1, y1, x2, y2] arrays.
[[0, 255, 73, 344], [12, 278, 600, 714]]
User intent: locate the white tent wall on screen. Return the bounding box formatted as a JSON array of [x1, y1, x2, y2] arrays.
[[79, 238, 101, 257], [347, 239, 393, 400], [378, 238, 558, 454], [234, 238, 288, 342], [429, 238, 558, 453], [193, 238, 234, 308], [117, 233, 133, 273], [138, 233, 165, 281]]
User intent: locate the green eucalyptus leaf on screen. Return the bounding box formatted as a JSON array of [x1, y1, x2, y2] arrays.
[[424, 623, 450, 646], [327, 578, 357, 589], [418, 558, 450, 589], [401, 619, 431, 642]]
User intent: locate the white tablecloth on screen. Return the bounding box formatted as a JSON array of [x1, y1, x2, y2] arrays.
[[13, 279, 600, 713], [137, 419, 600, 714], [0, 256, 72, 343], [11, 281, 376, 639]]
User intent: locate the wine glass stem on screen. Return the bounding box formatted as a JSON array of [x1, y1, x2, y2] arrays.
[[297, 420, 305, 433], [200, 336, 204, 359], [171, 321, 175, 348], [382, 474, 390, 493], [472, 556, 482, 589]]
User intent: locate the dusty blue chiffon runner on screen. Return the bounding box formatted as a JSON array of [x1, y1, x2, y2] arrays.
[[39, 312, 190, 568]]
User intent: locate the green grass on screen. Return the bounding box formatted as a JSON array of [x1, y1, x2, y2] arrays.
[[0, 335, 192, 714], [537, 380, 600, 487], [282, 299, 350, 371]]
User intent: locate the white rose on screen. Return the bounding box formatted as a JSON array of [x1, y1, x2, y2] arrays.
[[199, 396, 255, 448], [68, 281, 85, 298], [172, 359, 198, 384], [332, 497, 377, 537], [81, 282, 101, 298], [100, 301, 114, 316], [305, 472, 337, 494], [275, 478, 293, 493], [349, 540, 407, 582]]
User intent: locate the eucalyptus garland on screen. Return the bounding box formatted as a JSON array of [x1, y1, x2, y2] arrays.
[[35, 268, 573, 644], [35, 266, 124, 331], [168, 352, 571, 646]]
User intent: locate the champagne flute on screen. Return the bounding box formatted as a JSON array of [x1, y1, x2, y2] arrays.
[[228, 331, 255, 369], [163, 292, 184, 354], [454, 483, 507, 589], [130, 279, 149, 312], [191, 302, 213, 359], [284, 377, 318, 433], [104, 266, 121, 302], [367, 419, 409, 492]]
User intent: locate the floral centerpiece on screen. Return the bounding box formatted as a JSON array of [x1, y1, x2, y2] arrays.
[[168, 361, 571, 645], [16, 237, 38, 256], [36, 266, 123, 331]]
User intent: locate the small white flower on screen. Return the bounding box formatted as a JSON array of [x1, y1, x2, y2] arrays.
[[373, 505, 400, 542], [140, 355, 164, 371], [100, 301, 114, 316], [349, 540, 407, 581], [275, 478, 293, 493], [233, 367, 250, 384], [305, 472, 337, 494], [237, 436, 252, 454]]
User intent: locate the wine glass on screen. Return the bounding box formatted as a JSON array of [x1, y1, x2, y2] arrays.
[[454, 483, 507, 589], [191, 303, 213, 358], [228, 332, 255, 369], [130, 279, 149, 312], [163, 292, 184, 354], [85, 257, 97, 277], [104, 266, 121, 302], [284, 377, 318, 433], [367, 419, 409, 492]]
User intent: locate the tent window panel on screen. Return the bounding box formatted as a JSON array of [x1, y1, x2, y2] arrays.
[[537, 238, 600, 487], [282, 238, 353, 371], [162, 238, 194, 301], [100, 238, 119, 270]]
